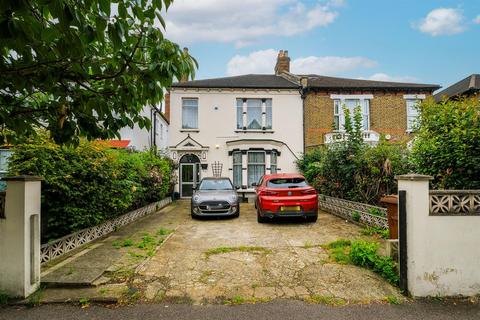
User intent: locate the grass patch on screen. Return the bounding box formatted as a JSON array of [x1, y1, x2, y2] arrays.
[[385, 295, 400, 304], [27, 288, 43, 307], [323, 239, 399, 286], [362, 226, 390, 239], [205, 246, 272, 258], [223, 296, 271, 305], [305, 295, 347, 306], [156, 228, 173, 236], [0, 290, 10, 305], [112, 238, 134, 249]]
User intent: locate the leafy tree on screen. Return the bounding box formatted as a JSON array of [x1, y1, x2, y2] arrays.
[[0, 0, 197, 144], [411, 98, 480, 189]]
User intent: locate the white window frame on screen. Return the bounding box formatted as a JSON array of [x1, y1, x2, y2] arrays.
[[232, 151, 243, 188], [270, 151, 278, 174], [182, 98, 198, 129], [404, 94, 425, 133], [247, 150, 265, 187], [236, 98, 273, 130], [331, 95, 372, 131]]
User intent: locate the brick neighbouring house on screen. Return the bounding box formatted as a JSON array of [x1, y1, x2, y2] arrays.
[[275, 50, 441, 151]]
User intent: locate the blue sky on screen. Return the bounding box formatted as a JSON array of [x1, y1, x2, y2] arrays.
[[164, 0, 480, 90]]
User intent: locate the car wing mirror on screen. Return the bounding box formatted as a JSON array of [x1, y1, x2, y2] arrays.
[[251, 183, 257, 187], [235, 186, 240, 190]]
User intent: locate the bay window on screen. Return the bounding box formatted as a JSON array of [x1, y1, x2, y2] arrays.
[[247, 151, 265, 187], [182, 98, 198, 129], [232, 151, 243, 188], [270, 151, 277, 174]]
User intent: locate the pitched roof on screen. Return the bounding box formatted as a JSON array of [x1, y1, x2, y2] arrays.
[[171, 74, 299, 89], [302, 74, 440, 91], [433, 74, 480, 101]]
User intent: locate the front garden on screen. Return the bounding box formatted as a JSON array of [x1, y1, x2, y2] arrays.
[[7, 133, 174, 242]]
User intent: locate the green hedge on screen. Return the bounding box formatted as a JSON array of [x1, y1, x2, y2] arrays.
[[7, 136, 173, 242]]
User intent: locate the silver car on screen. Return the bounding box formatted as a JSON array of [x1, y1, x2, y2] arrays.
[[191, 177, 240, 219]]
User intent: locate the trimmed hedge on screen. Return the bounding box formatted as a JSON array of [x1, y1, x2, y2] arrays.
[[8, 135, 173, 242]]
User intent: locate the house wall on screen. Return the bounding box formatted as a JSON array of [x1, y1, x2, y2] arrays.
[[397, 175, 480, 297], [304, 90, 432, 151], [118, 105, 169, 151], [169, 88, 303, 194]]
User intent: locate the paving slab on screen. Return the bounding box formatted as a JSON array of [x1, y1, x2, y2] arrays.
[[41, 202, 181, 287]]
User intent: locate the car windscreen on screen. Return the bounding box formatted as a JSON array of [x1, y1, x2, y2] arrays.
[[266, 178, 308, 188], [198, 179, 234, 190]]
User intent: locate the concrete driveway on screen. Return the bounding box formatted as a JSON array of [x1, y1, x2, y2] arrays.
[[135, 200, 401, 304]]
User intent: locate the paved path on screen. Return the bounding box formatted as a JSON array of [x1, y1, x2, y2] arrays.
[[2, 300, 480, 320], [38, 200, 400, 304], [136, 201, 400, 304]]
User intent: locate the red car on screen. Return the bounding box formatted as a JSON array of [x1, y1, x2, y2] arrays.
[[254, 173, 318, 223]]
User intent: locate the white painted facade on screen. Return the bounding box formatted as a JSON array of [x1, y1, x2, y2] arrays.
[[118, 105, 169, 151], [168, 88, 303, 198]]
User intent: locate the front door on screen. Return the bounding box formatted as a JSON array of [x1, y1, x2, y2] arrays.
[[179, 154, 201, 198]]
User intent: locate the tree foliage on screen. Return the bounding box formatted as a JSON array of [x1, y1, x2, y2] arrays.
[[8, 133, 173, 241], [0, 0, 197, 144], [411, 98, 480, 189], [298, 106, 410, 204]]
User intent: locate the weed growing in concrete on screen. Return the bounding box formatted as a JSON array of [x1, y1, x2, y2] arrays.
[[27, 288, 43, 307], [385, 295, 400, 304], [223, 296, 271, 305], [205, 246, 272, 258], [362, 226, 389, 239], [112, 238, 134, 249], [79, 297, 90, 308], [0, 290, 10, 305], [156, 228, 173, 236]]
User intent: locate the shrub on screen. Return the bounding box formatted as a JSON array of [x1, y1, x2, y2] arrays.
[[411, 98, 480, 189], [8, 134, 172, 241], [349, 240, 399, 285], [298, 107, 410, 205]]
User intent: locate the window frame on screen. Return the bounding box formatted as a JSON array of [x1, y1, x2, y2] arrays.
[[406, 99, 421, 132], [232, 151, 243, 188], [270, 151, 278, 174], [181, 98, 199, 129], [247, 150, 265, 188], [236, 98, 273, 131]]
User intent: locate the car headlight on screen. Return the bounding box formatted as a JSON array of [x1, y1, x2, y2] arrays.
[[230, 194, 238, 203], [193, 195, 200, 203]]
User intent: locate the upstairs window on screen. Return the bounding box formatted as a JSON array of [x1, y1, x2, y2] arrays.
[[333, 99, 369, 131], [182, 98, 198, 129], [406, 99, 420, 132], [236, 98, 273, 130]]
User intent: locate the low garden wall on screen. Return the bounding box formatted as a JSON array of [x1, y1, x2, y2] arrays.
[[40, 197, 172, 264], [318, 194, 388, 229]]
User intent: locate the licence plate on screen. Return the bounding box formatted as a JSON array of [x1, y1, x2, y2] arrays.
[[280, 206, 301, 212]]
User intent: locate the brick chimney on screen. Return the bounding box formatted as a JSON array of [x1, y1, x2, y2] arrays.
[[180, 47, 190, 82], [274, 50, 290, 75], [164, 91, 170, 123]]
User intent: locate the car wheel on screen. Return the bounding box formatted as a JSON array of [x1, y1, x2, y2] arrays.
[[306, 215, 318, 223], [257, 209, 267, 223], [233, 204, 240, 218]]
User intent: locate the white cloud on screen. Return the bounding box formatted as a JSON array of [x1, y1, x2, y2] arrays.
[[164, 0, 343, 47], [416, 8, 466, 36], [226, 49, 377, 76], [364, 73, 418, 83], [474, 15, 480, 24]]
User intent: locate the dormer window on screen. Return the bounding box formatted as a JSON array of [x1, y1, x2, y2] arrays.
[[236, 98, 272, 130]]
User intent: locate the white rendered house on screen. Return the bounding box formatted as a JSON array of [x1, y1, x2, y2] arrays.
[[116, 104, 169, 152], [168, 74, 303, 198]]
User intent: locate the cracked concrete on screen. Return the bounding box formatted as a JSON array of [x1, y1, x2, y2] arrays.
[[135, 200, 402, 304]]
